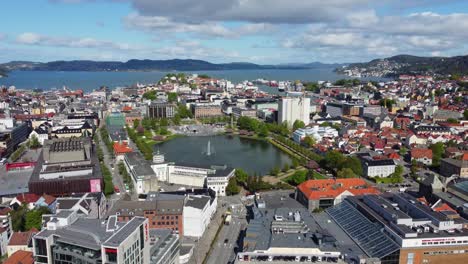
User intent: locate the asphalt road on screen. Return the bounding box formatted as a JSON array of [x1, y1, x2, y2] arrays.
[[97, 124, 127, 200], [206, 201, 247, 264]]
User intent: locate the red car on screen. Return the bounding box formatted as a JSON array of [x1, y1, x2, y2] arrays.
[[114, 186, 120, 194]]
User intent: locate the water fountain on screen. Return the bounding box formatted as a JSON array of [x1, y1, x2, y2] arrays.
[[204, 140, 215, 156]]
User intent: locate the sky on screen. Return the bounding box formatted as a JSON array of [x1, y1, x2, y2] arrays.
[[1, 0, 468, 64]]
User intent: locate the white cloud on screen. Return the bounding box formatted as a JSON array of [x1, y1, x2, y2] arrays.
[[17, 32, 42, 44], [15, 32, 135, 50], [129, 0, 370, 24], [346, 10, 379, 27], [124, 13, 273, 38]]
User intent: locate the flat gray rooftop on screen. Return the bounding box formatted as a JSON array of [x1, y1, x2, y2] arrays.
[[0, 167, 32, 196], [103, 217, 145, 247]]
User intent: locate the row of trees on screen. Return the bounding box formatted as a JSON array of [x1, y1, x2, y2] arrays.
[[135, 118, 170, 135], [321, 150, 363, 178], [237, 116, 269, 137], [225, 168, 292, 195], [10, 144, 27, 162], [269, 159, 300, 176], [127, 126, 154, 160], [11, 205, 50, 232], [99, 126, 114, 159], [271, 134, 323, 163], [94, 129, 115, 196], [101, 163, 115, 196], [118, 161, 134, 192], [142, 91, 178, 103]]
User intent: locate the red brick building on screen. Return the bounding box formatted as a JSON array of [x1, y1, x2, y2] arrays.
[[111, 199, 184, 235]]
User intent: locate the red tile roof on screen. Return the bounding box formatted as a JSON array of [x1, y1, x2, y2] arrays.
[[15, 194, 41, 204], [388, 152, 401, 160], [411, 148, 433, 159], [0, 207, 11, 216], [297, 178, 380, 200], [3, 250, 34, 264], [42, 194, 56, 205], [8, 230, 37, 246]]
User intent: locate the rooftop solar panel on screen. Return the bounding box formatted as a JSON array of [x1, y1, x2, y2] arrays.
[[327, 201, 399, 259]]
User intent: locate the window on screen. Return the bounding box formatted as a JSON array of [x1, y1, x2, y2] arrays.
[[407, 253, 414, 264]]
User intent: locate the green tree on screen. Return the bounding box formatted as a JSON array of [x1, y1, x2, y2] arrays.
[[430, 142, 445, 167], [324, 150, 346, 170], [198, 74, 211, 79], [291, 159, 300, 169], [282, 163, 290, 172], [133, 119, 140, 129], [258, 123, 269, 137], [141, 118, 152, 130], [305, 82, 320, 93], [270, 166, 280, 176], [173, 115, 181, 125], [25, 207, 51, 231], [337, 168, 357, 178], [160, 118, 169, 127], [28, 135, 41, 149], [464, 109, 468, 120], [142, 91, 157, 100], [289, 170, 308, 185], [167, 92, 178, 103], [345, 156, 362, 176], [235, 169, 249, 184], [159, 126, 169, 135], [11, 205, 27, 231], [399, 146, 408, 155], [394, 165, 404, 177], [293, 120, 305, 131], [410, 159, 419, 179], [177, 104, 193, 119], [303, 136, 315, 148], [446, 118, 459, 124], [226, 177, 240, 195], [380, 98, 396, 110]]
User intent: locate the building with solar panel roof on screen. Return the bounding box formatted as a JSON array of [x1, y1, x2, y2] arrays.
[[327, 192, 468, 264]]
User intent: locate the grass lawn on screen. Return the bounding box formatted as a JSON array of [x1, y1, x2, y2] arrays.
[[311, 171, 326, 179]]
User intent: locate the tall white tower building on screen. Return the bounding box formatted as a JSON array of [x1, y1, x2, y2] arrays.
[[278, 97, 311, 127]]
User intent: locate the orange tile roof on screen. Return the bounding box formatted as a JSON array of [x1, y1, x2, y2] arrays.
[[433, 203, 457, 213], [463, 153, 468, 161], [297, 178, 380, 200], [411, 148, 433, 159], [42, 194, 56, 205], [3, 250, 34, 264], [113, 142, 133, 154]]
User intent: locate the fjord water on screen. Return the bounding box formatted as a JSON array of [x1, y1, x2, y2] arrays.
[[155, 135, 292, 175], [0, 68, 388, 91]]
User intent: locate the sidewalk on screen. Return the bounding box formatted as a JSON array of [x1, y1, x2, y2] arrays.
[[187, 203, 227, 264]]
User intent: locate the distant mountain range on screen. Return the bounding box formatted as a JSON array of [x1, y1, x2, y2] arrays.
[[0, 59, 344, 72], [341, 54, 468, 77]]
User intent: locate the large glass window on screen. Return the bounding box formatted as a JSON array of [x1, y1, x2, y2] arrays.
[[407, 253, 414, 264]]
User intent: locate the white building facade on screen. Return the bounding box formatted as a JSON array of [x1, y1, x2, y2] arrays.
[[183, 195, 217, 238], [278, 97, 310, 127]]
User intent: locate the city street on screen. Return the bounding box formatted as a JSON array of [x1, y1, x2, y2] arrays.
[[96, 125, 127, 200], [205, 197, 246, 264]]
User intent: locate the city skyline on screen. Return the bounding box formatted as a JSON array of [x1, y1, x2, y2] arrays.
[[2, 0, 468, 64]]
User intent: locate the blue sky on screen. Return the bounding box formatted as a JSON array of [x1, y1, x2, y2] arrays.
[[1, 0, 468, 64]]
